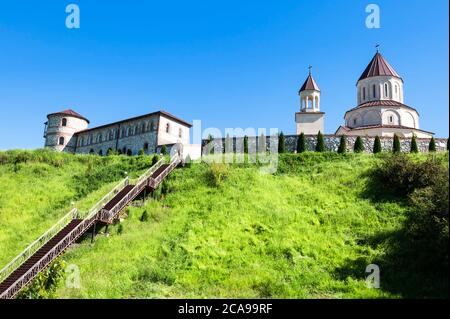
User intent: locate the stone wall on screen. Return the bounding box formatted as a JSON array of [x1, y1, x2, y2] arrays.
[[202, 135, 448, 154]]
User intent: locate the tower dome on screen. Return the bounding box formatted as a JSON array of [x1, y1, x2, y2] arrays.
[[356, 51, 404, 105], [299, 67, 321, 112], [44, 109, 89, 152]]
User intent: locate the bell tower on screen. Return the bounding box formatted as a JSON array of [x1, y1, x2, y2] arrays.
[[295, 67, 325, 135]]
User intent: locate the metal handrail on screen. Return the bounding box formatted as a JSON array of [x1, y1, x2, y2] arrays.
[[134, 157, 165, 187], [78, 176, 130, 220], [0, 208, 78, 283]]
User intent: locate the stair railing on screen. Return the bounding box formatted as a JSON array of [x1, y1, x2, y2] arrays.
[[0, 208, 78, 284], [149, 154, 181, 189]]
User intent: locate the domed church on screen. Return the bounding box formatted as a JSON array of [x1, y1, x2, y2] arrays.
[[334, 50, 434, 138]]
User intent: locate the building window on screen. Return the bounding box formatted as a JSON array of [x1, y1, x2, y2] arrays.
[[62, 118, 67, 127], [97, 134, 102, 143], [89, 135, 94, 144], [99, 150, 103, 156], [384, 83, 389, 97], [166, 123, 170, 133], [179, 128, 182, 138], [389, 116, 394, 123], [372, 85, 376, 98], [58, 136, 65, 145], [353, 119, 357, 125], [363, 87, 366, 100], [144, 143, 149, 150], [150, 121, 156, 131]]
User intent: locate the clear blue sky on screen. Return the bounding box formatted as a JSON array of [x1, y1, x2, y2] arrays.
[[0, 0, 448, 149]]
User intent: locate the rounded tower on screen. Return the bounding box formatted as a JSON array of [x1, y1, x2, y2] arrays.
[[44, 109, 89, 152], [356, 50, 404, 105], [295, 67, 325, 135]]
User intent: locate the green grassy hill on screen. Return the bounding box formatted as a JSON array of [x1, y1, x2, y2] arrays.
[[0, 150, 447, 298]]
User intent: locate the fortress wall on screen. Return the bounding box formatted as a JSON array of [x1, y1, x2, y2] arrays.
[[202, 135, 448, 154]]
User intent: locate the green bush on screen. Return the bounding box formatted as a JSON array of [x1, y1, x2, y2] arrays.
[[160, 145, 167, 155], [17, 259, 66, 299], [373, 136, 382, 154], [337, 135, 347, 154], [297, 133, 306, 153], [410, 135, 419, 153], [354, 136, 364, 153], [429, 137, 436, 152], [393, 134, 401, 153], [138, 149, 145, 156], [117, 224, 124, 235], [206, 163, 230, 187], [140, 210, 149, 222], [315, 131, 325, 152], [371, 154, 446, 197], [278, 132, 286, 154], [152, 155, 160, 166]]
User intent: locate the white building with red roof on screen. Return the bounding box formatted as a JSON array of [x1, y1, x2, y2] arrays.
[[335, 51, 434, 138]]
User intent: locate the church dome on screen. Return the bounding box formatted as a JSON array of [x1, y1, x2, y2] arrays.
[[358, 52, 402, 82]]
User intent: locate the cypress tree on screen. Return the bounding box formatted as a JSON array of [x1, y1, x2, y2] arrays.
[[315, 131, 325, 152], [393, 134, 401, 153], [337, 135, 347, 154], [429, 137, 436, 152], [244, 135, 249, 154], [278, 132, 286, 154], [354, 136, 364, 153], [160, 145, 167, 155], [297, 132, 306, 153], [373, 136, 382, 154], [410, 135, 419, 153]]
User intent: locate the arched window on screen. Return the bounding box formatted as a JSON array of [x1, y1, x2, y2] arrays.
[[99, 150, 103, 156], [363, 87, 366, 100], [97, 134, 102, 143], [89, 149, 94, 154], [122, 147, 127, 154], [372, 85, 376, 98], [144, 143, 149, 150], [58, 136, 65, 145], [89, 135, 94, 144], [141, 122, 146, 133], [166, 123, 170, 133], [179, 128, 183, 138], [384, 83, 389, 97], [389, 116, 394, 124], [61, 118, 67, 127]]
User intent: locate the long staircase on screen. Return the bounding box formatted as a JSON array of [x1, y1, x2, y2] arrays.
[[0, 154, 181, 299]]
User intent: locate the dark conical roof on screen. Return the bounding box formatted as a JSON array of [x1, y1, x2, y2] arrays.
[[299, 74, 320, 92], [358, 52, 401, 81], [47, 109, 90, 123]]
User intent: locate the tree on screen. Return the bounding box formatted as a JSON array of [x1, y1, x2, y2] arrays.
[[151, 155, 159, 165], [315, 131, 325, 152], [244, 135, 249, 154], [410, 135, 419, 153], [393, 134, 401, 153], [278, 132, 286, 154], [429, 137, 436, 152], [354, 136, 364, 153], [297, 133, 306, 153], [373, 136, 382, 154], [160, 145, 167, 155], [337, 135, 347, 154]]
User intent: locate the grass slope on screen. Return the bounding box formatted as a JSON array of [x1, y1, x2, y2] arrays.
[[0, 149, 155, 268], [55, 153, 444, 299]]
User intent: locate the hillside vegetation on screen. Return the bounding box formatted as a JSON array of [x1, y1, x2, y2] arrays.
[[0, 150, 447, 298], [0, 149, 155, 268]]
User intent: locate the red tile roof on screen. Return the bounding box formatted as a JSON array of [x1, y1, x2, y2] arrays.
[[47, 109, 90, 123], [336, 124, 434, 135], [346, 100, 419, 115], [358, 52, 401, 82], [299, 74, 320, 92]]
